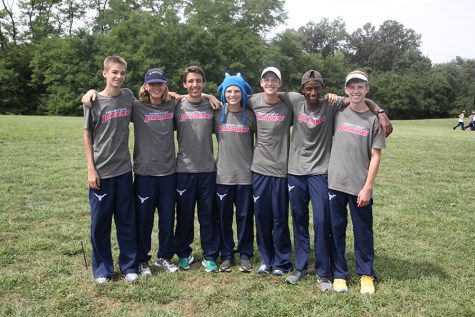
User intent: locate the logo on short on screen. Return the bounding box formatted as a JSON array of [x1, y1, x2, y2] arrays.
[[94, 193, 107, 201], [253, 195, 260, 202], [288, 185, 295, 192], [138, 195, 149, 204], [328, 193, 336, 200], [176, 188, 187, 196], [216, 193, 227, 201]]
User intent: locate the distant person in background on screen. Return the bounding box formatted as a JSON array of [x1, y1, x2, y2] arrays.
[[453, 111, 465, 130], [463, 111, 474, 131], [83, 55, 138, 284]]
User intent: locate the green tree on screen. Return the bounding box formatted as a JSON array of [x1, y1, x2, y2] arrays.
[[57, 0, 88, 37], [435, 57, 475, 113], [29, 32, 101, 115], [18, 0, 63, 42], [184, 0, 286, 33], [297, 18, 348, 58], [264, 30, 321, 92], [319, 52, 348, 95], [93, 0, 142, 34], [369, 70, 452, 119], [1, 0, 18, 47], [346, 20, 428, 73], [0, 45, 34, 113]]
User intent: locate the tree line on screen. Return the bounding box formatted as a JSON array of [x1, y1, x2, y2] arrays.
[[1, 0, 474, 119]]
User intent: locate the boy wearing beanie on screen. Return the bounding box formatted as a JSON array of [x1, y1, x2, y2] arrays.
[[214, 73, 256, 272]]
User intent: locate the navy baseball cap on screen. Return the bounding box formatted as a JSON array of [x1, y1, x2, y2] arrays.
[[144, 68, 167, 84]]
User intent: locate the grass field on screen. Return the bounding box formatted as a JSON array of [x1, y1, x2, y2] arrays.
[[0, 115, 474, 317]]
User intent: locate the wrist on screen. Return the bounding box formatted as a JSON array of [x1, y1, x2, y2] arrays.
[[363, 183, 373, 191], [376, 108, 385, 115]]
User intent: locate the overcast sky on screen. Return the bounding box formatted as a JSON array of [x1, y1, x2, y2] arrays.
[[274, 0, 475, 64]]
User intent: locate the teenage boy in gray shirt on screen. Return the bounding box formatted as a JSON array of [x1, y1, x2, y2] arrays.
[[174, 66, 220, 273], [281, 70, 391, 291], [249, 67, 294, 276], [83, 56, 138, 284], [81, 67, 220, 274], [328, 70, 385, 295], [214, 73, 256, 273], [132, 68, 179, 276]]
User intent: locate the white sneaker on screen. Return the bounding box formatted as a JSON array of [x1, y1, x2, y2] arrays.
[[124, 273, 139, 284], [155, 258, 179, 273], [138, 261, 152, 276], [317, 277, 333, 292], [94, 277, 109, 284], [257, 263, 271, 275]]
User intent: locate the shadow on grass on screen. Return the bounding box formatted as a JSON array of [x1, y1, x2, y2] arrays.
[[375, 254, 449, 281]]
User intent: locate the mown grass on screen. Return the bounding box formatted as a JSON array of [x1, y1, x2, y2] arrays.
[[0, 116, 474, 317]]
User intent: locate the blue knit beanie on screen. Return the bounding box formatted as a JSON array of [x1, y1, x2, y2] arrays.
[[217, 73, 253, 124]]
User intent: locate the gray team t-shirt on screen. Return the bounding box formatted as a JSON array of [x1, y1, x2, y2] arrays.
[[83, 88, 134, 179], [248, 94, 292, 177], [328, 106, 386, 196], [283, 92, 344, 176], [175, 98, 216, 173], [131, 99, 176, 176], [214, 109, 256, 185]]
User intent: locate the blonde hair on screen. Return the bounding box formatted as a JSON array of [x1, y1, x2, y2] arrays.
[[103, 55, 127, 70], [139, 83, 171, 104]]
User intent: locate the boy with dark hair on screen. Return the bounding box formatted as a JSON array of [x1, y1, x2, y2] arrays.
[[281, 70, 342, 290], [173, 65, 220, 272], [328, 70, 385, 295], [83, 55, 139, 284], [282, 70, 391, 290]]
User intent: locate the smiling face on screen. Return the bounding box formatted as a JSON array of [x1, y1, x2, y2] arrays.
[[103, 62, 126, 89], [225, 85, 242, 107], [344, 80, 370, 105], [183, 71, 204, 100], [145, 82, 167, 102], [302, 81, 323, 106], [260, 72, 281, 96]]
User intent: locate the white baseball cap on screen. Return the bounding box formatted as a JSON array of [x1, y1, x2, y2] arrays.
[[261, 66, 282, 80], [345, 71, 368, 85]]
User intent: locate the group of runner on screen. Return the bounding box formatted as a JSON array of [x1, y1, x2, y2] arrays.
[[83, 55, 391, 295]]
